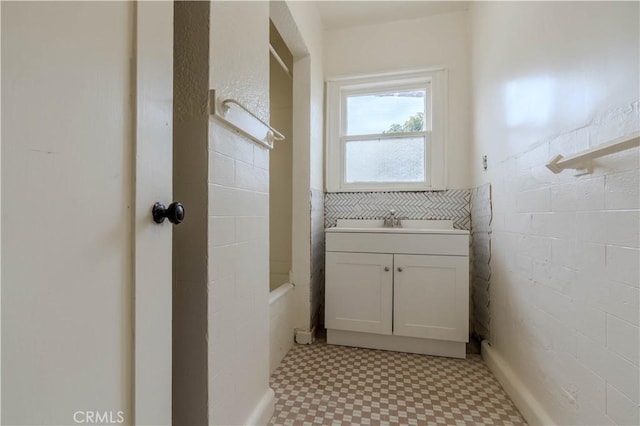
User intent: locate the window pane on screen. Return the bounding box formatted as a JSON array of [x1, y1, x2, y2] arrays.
[[345, 137, 425, 183], [346, 90, 426, 135]]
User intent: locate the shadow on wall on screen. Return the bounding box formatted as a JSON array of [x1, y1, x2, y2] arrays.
[[470, 183, 492, 342]]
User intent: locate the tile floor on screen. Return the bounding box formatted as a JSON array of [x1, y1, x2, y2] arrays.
[[269, 340, 526, 425]]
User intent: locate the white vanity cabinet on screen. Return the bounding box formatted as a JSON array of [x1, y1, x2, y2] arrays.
[[325, 220, 469, 358]]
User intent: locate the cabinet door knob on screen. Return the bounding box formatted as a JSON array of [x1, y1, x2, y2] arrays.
[[397, 267, 403, 272], [384, 266, 390, 272]]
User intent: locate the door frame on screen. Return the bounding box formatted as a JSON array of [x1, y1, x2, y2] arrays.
[[134, 2, 173, 424], [1, 4, 3, 421]]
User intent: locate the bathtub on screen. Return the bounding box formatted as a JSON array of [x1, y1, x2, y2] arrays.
[[269, 282, 295, 375]]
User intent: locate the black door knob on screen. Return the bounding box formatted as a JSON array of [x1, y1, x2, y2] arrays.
[[152, 202, 185, 224]]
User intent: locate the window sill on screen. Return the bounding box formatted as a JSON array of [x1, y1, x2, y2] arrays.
[[326, 184, 447, 193]]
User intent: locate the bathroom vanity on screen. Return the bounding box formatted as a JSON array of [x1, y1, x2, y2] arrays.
[[325, 219, 469, 358]]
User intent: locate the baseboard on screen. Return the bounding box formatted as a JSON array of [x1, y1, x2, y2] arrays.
[[243, 388, 275, 426], [295, 326, 315, 345], [328, 329, 466, 359], [481, 340, 555, 426]]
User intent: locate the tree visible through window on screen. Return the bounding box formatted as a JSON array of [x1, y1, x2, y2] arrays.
[[384, 112, 424, 134]]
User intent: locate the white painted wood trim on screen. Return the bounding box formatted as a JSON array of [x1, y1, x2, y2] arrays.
[[325, 66, 448, 83], [244, 388, 276, 426], [0, 3, 3, 418], [290, 55, 313, 332], [134, 2, 173, 424], [295, 326, 316, 345], [481, 340, 555, 426], [325, 68, 448, 192]]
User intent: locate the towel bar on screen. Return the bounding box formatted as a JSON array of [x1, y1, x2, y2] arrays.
[[209, 89, 285, 150], [546, 132, 639, 175]]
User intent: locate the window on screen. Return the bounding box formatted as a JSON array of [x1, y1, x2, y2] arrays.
[[326, 69, 447, 192]]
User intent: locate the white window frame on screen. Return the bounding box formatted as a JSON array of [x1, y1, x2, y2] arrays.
[[325, 68, 448, 192]]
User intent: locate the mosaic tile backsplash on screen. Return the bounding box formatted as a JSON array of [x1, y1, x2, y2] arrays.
[[324, 190, 471, 230]]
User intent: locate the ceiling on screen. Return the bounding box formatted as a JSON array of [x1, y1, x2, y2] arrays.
[[316, 1, 470, 30]]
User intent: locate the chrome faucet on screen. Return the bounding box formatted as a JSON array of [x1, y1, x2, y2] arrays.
[[383, 209, 402, 228]]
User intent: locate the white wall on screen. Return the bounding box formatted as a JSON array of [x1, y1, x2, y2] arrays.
[[470, 2, 639, 425], [208, 2, 274, 424], [324, 11, 472, 189], [284, 1, 325, 192]]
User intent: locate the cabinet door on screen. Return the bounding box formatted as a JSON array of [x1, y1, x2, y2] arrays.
[[393, 254, 468, 341], [325, 252, 393, 335]]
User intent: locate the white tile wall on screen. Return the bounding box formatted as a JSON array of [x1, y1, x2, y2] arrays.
[[606, 246, 640, 287], [574, 363, 610, 425], [606, 384, 639, 426], [605, 280, 639, 326], [605, 169, 640, 210], [551, 177, 606, 212], [606, 314, 639, 366], [208, 128, 272, 424], [470, 2, 640, 423], [487, 105, 640, 425], [208, 2, 272, 424]]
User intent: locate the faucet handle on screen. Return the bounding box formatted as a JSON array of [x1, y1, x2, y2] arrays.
[[385, 209, 402, 228]]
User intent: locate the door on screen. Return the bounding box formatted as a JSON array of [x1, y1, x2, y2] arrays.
[[325, 252, 393, 335], [393, 254, 469, 342], [2, 2, 173, 425]]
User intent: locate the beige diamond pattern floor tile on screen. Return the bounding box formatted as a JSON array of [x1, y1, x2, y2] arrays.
[[269, 341, 526, 426]]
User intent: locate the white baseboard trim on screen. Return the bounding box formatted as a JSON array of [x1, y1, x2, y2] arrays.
[[244, 388, 275, 426], [328, 329, 466, 359], [481, 340, 555, 426], [295, 326, 315, 345]]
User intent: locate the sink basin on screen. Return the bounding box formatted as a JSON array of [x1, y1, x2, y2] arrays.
[[326, 219, 469, 235]]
